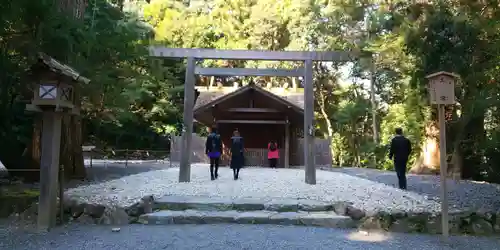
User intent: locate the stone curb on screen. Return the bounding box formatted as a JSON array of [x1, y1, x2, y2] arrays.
[[154, 196, 334, 212], [358, 210, 500, 235], [16, 195, 500, 236], [137, 210, 355, 228]]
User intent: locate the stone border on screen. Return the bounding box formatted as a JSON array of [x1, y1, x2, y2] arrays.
[[138, 210, 355, 228], [17, 196, 500, 236], [153, 196, 335, 212], [332, 201, 500, 235], [18, 196, 154, 225]]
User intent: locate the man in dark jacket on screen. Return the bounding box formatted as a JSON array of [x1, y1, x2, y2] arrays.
[[206, 126, 223, 180], [389, 128, 412, 190]]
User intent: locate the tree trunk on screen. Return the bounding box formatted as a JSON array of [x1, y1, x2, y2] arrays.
[[460, 114, 485, 180], [30, 118, 43, 169], [449, 146, 463, 180], [316, 85, 335, 163], [28, 96, 86, 181], [60, 116, 86, 179], [319, 104, 335, 160], [409, 121, 440, 175], [24, 116, 43, 181], [62, 0, 87, 179], [410, 106, 469, 179]]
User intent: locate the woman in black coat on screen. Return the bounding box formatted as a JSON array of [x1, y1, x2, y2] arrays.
[[230, 129, 244, 180]]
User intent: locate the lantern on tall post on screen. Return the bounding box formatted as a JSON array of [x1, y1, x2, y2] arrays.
[[425, 71, 458, 240], [26, 53, 90, 232]]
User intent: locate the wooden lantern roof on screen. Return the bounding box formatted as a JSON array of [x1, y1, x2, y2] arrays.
[[31, 52, 90, 84]]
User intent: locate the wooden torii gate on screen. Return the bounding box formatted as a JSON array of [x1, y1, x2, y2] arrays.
[[149, 47, 356, 184]]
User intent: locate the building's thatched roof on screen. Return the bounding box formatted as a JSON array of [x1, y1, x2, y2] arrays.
[[194, 86, 304, 110]]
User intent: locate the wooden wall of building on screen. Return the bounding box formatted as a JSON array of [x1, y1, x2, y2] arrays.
[[170, 127, 332, 168]]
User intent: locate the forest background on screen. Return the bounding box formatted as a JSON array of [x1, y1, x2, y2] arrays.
[[1, 0, 500, 183]]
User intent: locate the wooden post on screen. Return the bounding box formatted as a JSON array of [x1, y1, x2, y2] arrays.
[[438, 104, 449, 239], [179, 57, 196, 182], [369, 54, 378, 169], [369, 50, 379, 144], [303, 60, 316, 184], [426, 71, 456, 241], [37, 112, 62, 232], [284, 121, 290, 168]]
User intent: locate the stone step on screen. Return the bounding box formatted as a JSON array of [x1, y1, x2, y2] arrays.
[[138, 210, 355, 228], [154, 195, 334, 212]]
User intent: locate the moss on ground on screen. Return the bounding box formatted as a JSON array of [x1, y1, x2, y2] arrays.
[[0, 185, 39, 218]]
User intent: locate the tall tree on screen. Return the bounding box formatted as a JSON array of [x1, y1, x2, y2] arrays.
[[28, 0, 89, 179]]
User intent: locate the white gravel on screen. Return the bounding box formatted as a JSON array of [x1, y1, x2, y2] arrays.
[[66, 164, 442, 214]]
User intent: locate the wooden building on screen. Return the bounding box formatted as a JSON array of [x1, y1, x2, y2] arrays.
[[192, 82, 305, 167], [169, 82, 332, 168]]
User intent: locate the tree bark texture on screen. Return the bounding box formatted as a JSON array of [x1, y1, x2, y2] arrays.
[[410, 106, 464, 179], [409, 121, 440, 175]]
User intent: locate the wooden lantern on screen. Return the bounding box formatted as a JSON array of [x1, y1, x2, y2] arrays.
[[426, 71, 458, 105], [23, 53, 90, 232], [26, 53, 89, 114], [32, 81, 74, 110]]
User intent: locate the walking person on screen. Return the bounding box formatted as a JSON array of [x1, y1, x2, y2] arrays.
[[267, 140, 279, 168], [388, 127, 412, 190], [205, 125, 222, 180], [230, 129, 244, 180]]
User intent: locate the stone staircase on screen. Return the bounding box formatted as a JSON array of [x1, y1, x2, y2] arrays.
[[137, 195, 355, 228]]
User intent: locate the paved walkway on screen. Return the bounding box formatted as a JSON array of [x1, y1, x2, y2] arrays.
[[1, 224, 499, 250]]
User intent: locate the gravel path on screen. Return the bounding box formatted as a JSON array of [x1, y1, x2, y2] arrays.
[[66, 163, 500, 214], [67, 164, 443, 213], [324, 167, 500, 211], [1, 224, 499, 250]]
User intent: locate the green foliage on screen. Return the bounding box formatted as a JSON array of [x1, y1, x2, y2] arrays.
[[3, 0, 500, 183], [400, 1, 500, 181], [0, 0, 184, 168], [379, 100, 425, 170]]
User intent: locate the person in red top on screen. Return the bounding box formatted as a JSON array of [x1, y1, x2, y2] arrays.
[[267, 140, 279, 168]]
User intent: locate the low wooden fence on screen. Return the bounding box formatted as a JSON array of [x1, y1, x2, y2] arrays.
[[170, 135, 332, 167], [83, 147, 170, 167]]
